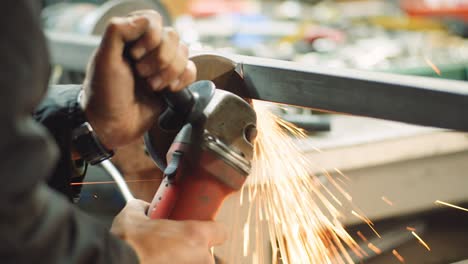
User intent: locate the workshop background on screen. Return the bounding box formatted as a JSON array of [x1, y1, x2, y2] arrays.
[[43, 0, 468, 263]]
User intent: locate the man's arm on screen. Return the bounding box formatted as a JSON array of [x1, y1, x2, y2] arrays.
[[1, 2, 226, 263], [1, 184, 140, 263], [0, 1, 138, 263], [1, 92, 139, 264]]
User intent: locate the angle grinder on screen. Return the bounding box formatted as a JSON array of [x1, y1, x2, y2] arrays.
[[144, 80, 257, 220]]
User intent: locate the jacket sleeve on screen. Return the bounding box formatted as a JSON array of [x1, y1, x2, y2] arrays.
[[33, 85, 84, 201], [0, 85, 139, 264]]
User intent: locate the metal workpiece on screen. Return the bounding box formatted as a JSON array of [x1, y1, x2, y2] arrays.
[[191, 53, 248, 98], [46, 32, 468, 130], [192, 53, 468, 131], [239, 55, 468, 131]]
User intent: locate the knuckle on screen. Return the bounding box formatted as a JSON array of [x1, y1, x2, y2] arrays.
[[148, 10, 163, 24], [180, 63, 197, 85], [157, 56, 169, 69], [179, 44, 189, 57], [139, 15, 151, 25], [166, 66, 179, 79], [133, 10, 162, 27], [178, 57, 189, 72], [129, 9, 156, 18], [157, 51, 173, 67], [186, 61, 197, 80], [188, 69, 197, 82], [165, 28, 180, 43], [136, 62, 151, 77], [148, 29, 162, 46], [161, 66, 180, 83], [184, 73, 196, 86], [106, 18, 122, 33]]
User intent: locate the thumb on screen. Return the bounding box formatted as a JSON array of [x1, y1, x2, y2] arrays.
[[99, 16, 150, 60], [126, 199, 151, 216]]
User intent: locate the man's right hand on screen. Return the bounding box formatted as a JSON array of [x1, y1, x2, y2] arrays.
[[111, 199, 227, 264], [81, 10, 196, 151]]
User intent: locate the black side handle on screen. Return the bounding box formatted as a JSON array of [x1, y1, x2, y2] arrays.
[[162, 89, 195, 116], [159, 89, 196, 131]]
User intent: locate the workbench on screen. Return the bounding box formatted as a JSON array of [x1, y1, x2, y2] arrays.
[[301, 115, 468, 224]]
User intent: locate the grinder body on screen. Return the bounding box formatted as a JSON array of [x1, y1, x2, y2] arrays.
[[144, 81, 257, 220]]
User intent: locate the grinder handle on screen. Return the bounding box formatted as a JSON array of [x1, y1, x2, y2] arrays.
[[162, 89, 195, 116], [148, 172, 235, 221], [159, 89, 195, 131], [168, 173, 235, 221]]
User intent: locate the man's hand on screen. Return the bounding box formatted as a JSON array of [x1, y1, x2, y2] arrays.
[[81, 10, 196, 149], [111, 199, 227, 264]]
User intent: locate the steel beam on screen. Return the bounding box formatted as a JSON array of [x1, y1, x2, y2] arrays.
[[234, 54, 468, 131], [46, 31, 468, 131]]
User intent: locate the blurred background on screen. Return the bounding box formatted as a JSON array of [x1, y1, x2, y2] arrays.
[[42, 1, 468, 263]]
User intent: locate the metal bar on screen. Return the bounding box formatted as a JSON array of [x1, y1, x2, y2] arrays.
[[46, 31, 468, 131], [232, 54, 468, 131]]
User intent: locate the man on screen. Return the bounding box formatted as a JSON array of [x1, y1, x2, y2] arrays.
[[0, 1, 226, 263]]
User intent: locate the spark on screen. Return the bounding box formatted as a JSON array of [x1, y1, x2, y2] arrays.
[[238, 101, 363, 263], [243, 222, 250, 257], [435, 200, 468, 212], [70, 179, 160, 186], [367, 243, 382, 254], [392, 249, 405, 263], [367, 225, 382, 239], [336, 177, 348, 186], [406, 226, 416, 232], [424, 57, 441, 76], [381, 196, 394, 206], [411, 231, 431, 251], [351, 210, 373, 226], [334, 168, 351, 182], [312, 146, 324, 153], [357, 231, 368, 242], [352, 211, 381, 239], [323, 170, 352, 201]]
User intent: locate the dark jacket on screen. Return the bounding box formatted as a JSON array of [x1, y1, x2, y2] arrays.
[[0, 1, 138, 263]]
